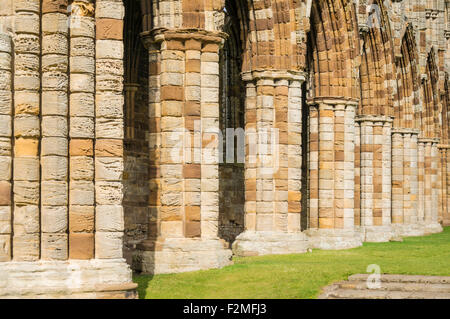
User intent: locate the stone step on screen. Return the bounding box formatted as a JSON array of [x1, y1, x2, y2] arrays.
[[324, 288, 450, 299], [348, 274, 450, 284], [318, 274, 450, 299], [337, 281, 450, 293]]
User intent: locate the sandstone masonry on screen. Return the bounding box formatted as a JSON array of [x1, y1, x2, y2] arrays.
[[0, 0, 448, 298]]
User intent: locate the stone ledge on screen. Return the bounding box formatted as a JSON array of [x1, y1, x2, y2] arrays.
[[359, 225, 394, 242], [391, 222, 443, 237], [391, 223, 426, 237], [0, 259, 136, 299], [232, 231, 309, 257], [423, 222, 443, 235], [304, 228, 363, 250], [133, 238, 233, 275]]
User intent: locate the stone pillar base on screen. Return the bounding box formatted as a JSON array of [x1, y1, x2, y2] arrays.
[[391, 222, 443, 237], [359, 226, 394, 242], [391, 223, 426, 237], [304, 229, 363, 250], [134, 238, 232, 275], [423, 222, 443, 235], [232, 231, 309, 257], [0, 259, 137, 299]]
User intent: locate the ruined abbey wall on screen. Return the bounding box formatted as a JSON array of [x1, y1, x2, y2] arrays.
[[0, 0, 448, 298]]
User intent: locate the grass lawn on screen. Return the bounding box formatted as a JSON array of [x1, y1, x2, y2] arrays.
[[134, 227, 450, 299]]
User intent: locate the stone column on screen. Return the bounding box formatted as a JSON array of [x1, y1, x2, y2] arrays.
[[356, 115, 393, 242], [418, 139, 425, 222], [427, 139, 442, 233], [391, 129, 422, 236], [437, 145, 448, 225], [13, 0, 41, 261], [304, 98, 362, 250], [41, 0, 69, 261], [94, 0, 126, 260], [354, 120, 361, 227], [419, 137, 443, 234], [232, 70, 309, 257], [136, 29, 232, 274], [391, 131, 403, 226], [410, 133, 419, 225], [69, 0, 96, 260], [309, 103, 319, 228], [0, 32, 12, 261]]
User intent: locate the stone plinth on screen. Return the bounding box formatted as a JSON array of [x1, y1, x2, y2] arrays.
[[305, 229, 363, 250], [134, 238, 232, 274], [232, 231, 309, 257], [0, 259, 137, 298], [360, 225, 394, 242]]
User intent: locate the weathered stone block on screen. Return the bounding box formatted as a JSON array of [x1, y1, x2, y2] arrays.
[[96, 205, 124, 232], [42, 156, 68, 181], [95, 231, 123, 259], [0, 234, 10, 262], [0, 206, 11, 234], [41, 206, 68, 233], [0, 157, 11, 180], [95, 157, 123, 181], [13, 157, 40, 181], [70, 156, 94, 181], [69, 205, 94, 233], [14, 205, 39, 234], [13, 181, 39, 205], [41, 233, 68, 261], [41, 137, 68, 156], [12, 233, 39, 261], [70, 181, 94, 206], [95, 182, 123, 205], [69, 233, 94, 260], [42, 181, 68, 206]]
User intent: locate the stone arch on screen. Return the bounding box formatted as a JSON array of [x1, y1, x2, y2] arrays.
[[395, 24, 420, 129], [358, 0, 396, 117], [306, 0, 360, 99]]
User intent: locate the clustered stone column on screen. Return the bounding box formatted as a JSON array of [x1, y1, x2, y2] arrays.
[[0, 31, 11, 261], [391, 129, 423, 236], [0, 0, 135, 298], [417, 137, 442, 233], [356, 116, 393, 242], [305, 99, 362, 250], [232, 71, 309, 257], [136, 29, 232, 274]]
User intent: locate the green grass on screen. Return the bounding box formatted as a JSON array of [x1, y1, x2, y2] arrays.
[[134, 227, 450, 299]]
